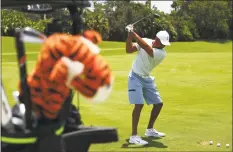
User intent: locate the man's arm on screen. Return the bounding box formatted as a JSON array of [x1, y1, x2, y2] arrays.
[[126, 32, 137, 54], [131, 31, 154, 57]]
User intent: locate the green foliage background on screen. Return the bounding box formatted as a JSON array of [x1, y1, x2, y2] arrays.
[[1, 0, 232, 41]]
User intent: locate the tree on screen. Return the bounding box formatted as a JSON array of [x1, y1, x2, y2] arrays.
[[1, 9, 50, 36], [171, 0, 232, 39], [82, 2, 110, 40], [145, 0, 151, 9]]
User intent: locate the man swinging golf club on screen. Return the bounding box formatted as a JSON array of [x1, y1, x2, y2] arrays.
[[125, 24, 171, 145]]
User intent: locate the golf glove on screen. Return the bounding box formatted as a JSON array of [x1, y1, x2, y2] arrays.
[[125, 24, 134, 32]]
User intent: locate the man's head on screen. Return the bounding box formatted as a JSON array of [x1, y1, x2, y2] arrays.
[[152, 30, 170, 49]]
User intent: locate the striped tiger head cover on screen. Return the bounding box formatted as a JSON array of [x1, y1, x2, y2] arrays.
[[19, 30, 114, 119]]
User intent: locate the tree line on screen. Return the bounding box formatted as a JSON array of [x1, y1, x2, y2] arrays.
[[1, 0, 232, 41]]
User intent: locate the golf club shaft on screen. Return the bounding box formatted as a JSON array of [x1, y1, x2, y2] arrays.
[[15, 29, 32, 130], [132, 14, 153, 25], [132, 13, 160, 26], [14, 28, 46, 130], [77, 92, 80, 109]]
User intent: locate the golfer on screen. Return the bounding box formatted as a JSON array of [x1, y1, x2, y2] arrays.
[[125, 24, 171, 145]]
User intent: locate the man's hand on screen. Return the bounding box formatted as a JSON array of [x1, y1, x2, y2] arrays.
[[125, 24, 134, 33], [126, 25, 137, 54]]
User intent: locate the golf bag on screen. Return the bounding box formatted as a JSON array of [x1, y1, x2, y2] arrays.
[[1, 85, 118, 152]]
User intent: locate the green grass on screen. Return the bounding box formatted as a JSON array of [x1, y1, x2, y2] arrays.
[[1, 36, 232, 151]]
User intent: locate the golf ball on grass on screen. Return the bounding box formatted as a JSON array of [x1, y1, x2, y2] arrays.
[[226, 144, 230, 148], [209, 141, 213, 145], [217, 143, 221, 147]]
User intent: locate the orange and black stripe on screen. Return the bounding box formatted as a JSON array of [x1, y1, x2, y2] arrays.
[[20, 32, 112, 119]]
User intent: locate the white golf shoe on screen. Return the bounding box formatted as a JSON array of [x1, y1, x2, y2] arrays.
[[145, 128, 166, 137], [129, 135, 148, 145]]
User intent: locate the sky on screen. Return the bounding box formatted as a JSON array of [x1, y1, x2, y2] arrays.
[[151, 1, 174, 14], [133, 1, 173, 14], [88, 1, 174, 14]]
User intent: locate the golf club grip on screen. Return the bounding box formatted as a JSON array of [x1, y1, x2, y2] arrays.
[[15, 30, 32, 129]]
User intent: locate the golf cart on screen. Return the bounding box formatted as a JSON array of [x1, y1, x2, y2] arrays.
[[1, 0, 118, 152]]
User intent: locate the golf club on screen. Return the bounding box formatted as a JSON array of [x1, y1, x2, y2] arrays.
[[125, 13, 160, 32], [132, 13, 160, 26], [14, 27, 47, 130], [21, 27, 47, 43]]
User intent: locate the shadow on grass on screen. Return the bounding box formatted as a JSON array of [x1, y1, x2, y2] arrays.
[[121, 137, 168, 149]]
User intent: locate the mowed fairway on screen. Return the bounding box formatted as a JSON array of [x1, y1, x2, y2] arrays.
[[1, 37, 232, 151]]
